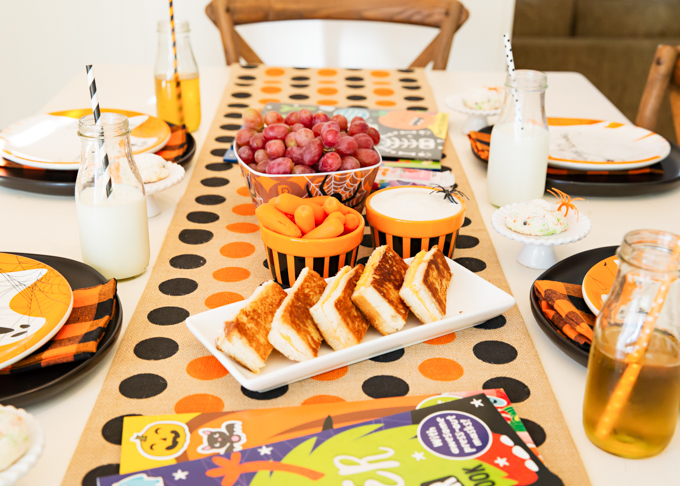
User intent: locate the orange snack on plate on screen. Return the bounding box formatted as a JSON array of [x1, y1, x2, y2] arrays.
[[303, 218, 344, 239], [255, 203, 302, 238], [294, 205, 315, 235], [322, 197, 349, 216], [326, 211, 345, 225], [344, 213, 360, 233]]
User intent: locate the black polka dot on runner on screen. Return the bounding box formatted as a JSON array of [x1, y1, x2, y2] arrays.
[[406, 106, 429, 111], [454, 257, 487, 273], [201, 177, 230, 187], [210, 148, 228, 157], [227, 103, 248, 108], [483, 376, 530, 403], [179, 229, 213, 245], [187, 211, 219, 224], [522, 418, 547, 447], [455, 235, 479, 249], [263, 259, 269, 269], [346, 84, 365, 89], [224, 112, 242, 118], [119, 374, 168, 399], [475, 315, 506, 330], [362, 375, 409, 398], [361, 234, 372, 247], [347, 95, 367, 101], [291, 76, 310, 81], [195, 195, 226, 206], [370, 349, 404, 363], [102, 415, 141, 445], [205, 163, 233, 172], [237, 75, 255, 81], [241, 385, 288, 400], [235, 83, 252, 87], [82, 464, 120, 486], [147, 306, 191, 326], [398, 69, 415, 73], [345, 76, 364, 81], [158, 278, 198, 296], [473, 341, 518, 364], [403, 85, 421, 90], [404, 96, 425, 101], [220, 123, 241, 131], [215, 136, 235, 144], [170, 254, 206, 269], [399, 77, 417, 83], [289, 94, 309, 100], [134, 337, 179, 361], [231, 92, 252, 98], [463, 217, 472, 227]]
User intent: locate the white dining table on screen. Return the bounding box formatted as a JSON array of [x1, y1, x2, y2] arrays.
[[2, 64, 679, 486]]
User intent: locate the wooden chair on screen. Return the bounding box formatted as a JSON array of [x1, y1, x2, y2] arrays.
[[636, 44, 680, 141], [205, 0, 469, 70]]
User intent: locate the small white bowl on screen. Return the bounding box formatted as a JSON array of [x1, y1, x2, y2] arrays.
[[0, 406, 44, 486], [446, 93, 501, 134]]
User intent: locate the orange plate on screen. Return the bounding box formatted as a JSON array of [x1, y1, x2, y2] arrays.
[[582, 255, 619, 315]]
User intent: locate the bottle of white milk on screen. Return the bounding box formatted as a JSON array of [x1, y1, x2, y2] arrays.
[[487, 70, 549, 207], [76, 113, 150, 279]]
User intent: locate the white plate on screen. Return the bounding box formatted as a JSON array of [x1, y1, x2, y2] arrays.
[[547, 118, 671, 171], [0, 406, 44, 486], [186, 256, 516, 392]]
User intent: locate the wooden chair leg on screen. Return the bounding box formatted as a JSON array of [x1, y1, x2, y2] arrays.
[[410, 35, 438, 69], [212, 0, 240, 65], [235, 31, 263, 65], [432, 1, 464, 70], [636, 44, 678, 131]]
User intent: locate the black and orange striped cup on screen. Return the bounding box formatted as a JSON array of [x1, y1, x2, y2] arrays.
[[365, 186, 467, 259], [259, 207, 365, 287]]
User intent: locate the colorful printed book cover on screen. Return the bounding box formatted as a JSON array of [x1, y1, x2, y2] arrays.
[[101, 395, 562, 486], [119, 390, 539, 474], [262, 103, 448, 161]]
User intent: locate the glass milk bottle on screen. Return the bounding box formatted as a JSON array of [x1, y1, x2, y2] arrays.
[[76, 113, 150, 279], [487, 70, 549, 206], [583, 230, 680, 458], [155, 20, 201, 132]]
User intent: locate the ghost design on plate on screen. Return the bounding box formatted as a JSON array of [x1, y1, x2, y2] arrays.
[[0, 268, 47, 346]]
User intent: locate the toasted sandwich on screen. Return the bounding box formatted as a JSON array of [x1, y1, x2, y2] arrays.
[[399, 246, 452, 323], [268, 268, 327, 361], [310, 265, 370, 350], [351, 245, 410, 335], [216, 280, 287, 373]]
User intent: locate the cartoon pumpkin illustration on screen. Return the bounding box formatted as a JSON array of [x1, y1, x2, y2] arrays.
[[131, 421, 191, 460], [378, 110, 436, 130]]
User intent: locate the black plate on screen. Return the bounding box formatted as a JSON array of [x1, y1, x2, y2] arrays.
[[471, 125, 680, 196], [0, 253, 123, 407], [530, 246, 618, 367], [0, 129, 195, 196]]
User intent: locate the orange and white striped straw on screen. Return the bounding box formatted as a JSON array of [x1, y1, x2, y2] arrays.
[[169, 0, 186, 138], [595, 239, 680, 439]]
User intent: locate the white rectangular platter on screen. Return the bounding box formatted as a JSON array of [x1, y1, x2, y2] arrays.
[[186, 256, 515, 392]]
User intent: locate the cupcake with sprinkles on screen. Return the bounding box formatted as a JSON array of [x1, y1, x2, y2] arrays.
[[505, 189, 583, 236]]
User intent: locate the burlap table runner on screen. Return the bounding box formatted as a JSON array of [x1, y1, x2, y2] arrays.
[[62, 66, 590, 486]]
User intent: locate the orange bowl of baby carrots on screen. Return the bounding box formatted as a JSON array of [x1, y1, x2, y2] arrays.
[[256, 194, 365, 287]]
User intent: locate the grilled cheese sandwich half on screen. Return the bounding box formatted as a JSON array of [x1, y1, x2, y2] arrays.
[[399, 246, 452, 323], [216, 280, 287, 373], [310, 265, 369, 350], [351, 245, 410, 335], [268, 268, 327, 361]]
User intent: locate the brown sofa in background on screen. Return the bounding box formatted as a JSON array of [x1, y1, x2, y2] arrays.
[[513, 0, 680, 142]]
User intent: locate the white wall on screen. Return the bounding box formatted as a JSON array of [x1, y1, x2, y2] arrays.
[[0, 0, 515, 129]]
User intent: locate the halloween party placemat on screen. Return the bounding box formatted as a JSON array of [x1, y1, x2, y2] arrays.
[[62, 66, 590, 486]]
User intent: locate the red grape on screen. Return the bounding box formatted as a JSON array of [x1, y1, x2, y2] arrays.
[[284, 132, 298, 147], [350, 116, 365, 124], [353, 133, 373, 149], [313, 112, 329, 125], [254, 149, 270, 165], [285, 146, 303, 164], [265, 139, 286, 159], [321, 121, 341, 134], [243, 108, 264, 130], [331, 114, 348, 131], [248, 163, 258, 171], [340, 155, 360, 170], [300, 138, 323, 166], [367, 127, 381, 145], [263, 123, 290, 141], [336, 136, 358, 156], [237, 145, 254, 164], [290, 123, 305, 132], [264, 111, 284, 126], [249, 133, 265, 150], [348, 121, 369, 136], [298, 108, 313, 128], [255, 159, 270, 173], [295, 128, 315, 147], [235, 128, 257, 146], [318, 152, 342, 172], [339, 131, 349, 137], [284, 111, 299, 125], [312, 122, 325, 137], [355, 148, 380, 167], [266, 157, 294, 174], [292, 164, 315, 174], [322, 128, 340, 148]]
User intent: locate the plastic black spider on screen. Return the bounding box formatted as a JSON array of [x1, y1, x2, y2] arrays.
[[430, 183, 468, 204]]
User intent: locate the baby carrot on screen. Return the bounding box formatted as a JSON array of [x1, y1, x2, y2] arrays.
[[306, 196, 330, 206], [303, 218, 344, 239], [255, 203, 302, 238], [273, 193, 305, 215], [294, 205, 315, 235], [301, 202, 325, 225], [322, 197, 349, 216], [326, 211, 345, 225], [344, 212, 360, 233]]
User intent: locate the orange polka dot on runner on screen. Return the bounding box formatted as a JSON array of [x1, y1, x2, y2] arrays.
[[259, 98, 280, 105], [373, 81, 391, 85], [187, 356, 229, 380], [312, 366, 348, 381], [317, 99, 338, 106], [213, 267, 251, 282], [376, 100, 397, 107], [227, 222, 259, 233], [233, 204, 255, 216], [302, 395, 346, 406], [175, 394, 224, 413], [374, 88, 395, 96], [264, 80, 282, 84], [419, 358, 464, 381], [237, 186, 250, 197], [318, 87, 338, 95], [318, 80, 336, 84], [318, 68, 338, 76], [371, 70, 390, 77], [265, 68, 285, 76], [262, 86, 282, 94], [220, 242, 255, 258], [205, 292, 244, 309], [425, 333, 456, 345]]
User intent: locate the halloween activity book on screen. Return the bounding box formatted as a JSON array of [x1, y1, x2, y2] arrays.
[[100, 394, 562, 486]]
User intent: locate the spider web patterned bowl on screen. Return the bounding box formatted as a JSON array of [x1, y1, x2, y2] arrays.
[[235, 141, 381, 213]]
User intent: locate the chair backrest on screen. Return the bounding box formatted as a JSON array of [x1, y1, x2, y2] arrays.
[[205, 0, 469, 70], [636, 44, 680, 142]]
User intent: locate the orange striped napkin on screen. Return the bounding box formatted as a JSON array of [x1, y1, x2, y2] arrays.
[[156, 124, 187, 163], [533, 280, 595, 348]]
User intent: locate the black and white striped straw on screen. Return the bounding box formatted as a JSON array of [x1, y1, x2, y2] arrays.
[[86, 65, 112, 198]]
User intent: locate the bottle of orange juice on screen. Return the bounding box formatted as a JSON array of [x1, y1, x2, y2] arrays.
[[154, 20, 201, 132]]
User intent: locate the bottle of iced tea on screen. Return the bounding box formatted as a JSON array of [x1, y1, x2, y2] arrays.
[[583, 229, 680, 458]]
